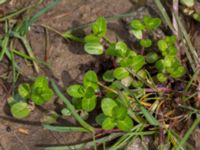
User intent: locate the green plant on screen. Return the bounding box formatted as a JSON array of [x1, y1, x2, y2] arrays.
[[9, 15, 190, 149], [10, 76, 54, 119], [62, 16, 186, 133], [67, 70, 98, 112]]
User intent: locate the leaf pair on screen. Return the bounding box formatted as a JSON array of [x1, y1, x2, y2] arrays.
[[67, 70, 98, 112], [131, 16, 161, 32], [131, 16, 161, 49], [96, 98, 133, 131], [11, 76, 54, 119], [156, 35, 186, 82], [84, 17, 107, 55]]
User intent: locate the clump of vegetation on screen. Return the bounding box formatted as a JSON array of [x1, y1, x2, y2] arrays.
[[63, 15, 186, 133], [1, 0, 200, 149], [9, 76, 54, 119]]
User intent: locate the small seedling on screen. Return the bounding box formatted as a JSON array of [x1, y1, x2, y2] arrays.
[[10, 76, 54, 119]]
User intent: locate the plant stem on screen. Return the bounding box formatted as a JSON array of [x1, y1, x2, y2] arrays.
[[45, 133, 123, 150]]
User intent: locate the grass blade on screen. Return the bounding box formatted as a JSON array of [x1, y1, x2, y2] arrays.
[[0, 34, 9, 60], [28, 0, 61, 26], [130, 93, 159, 126], [174, 13, 200, 68], [11, 32, 40, 73], [43, 124, 89, 133], [45, 133, 123, 150], [0, 6, 32, 22], [154, 0, 174, 32]]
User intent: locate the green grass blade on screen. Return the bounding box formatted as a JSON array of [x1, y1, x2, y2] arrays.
[[43, 124, 89, 133], [154, 0, 174, 32], [50, 79, 95, 133], [131, 93, 159, 126], [11, 32, 40, 73], [0, 34, 9, 60], [62, 32, 84, 43], [28, 0, 61, 26], [174, 13, 200, 69], [45, 133, 123, 150], [12, 49, 50, 68], [0, 6, 32, 22]]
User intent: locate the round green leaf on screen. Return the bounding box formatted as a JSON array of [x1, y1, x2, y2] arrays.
[[102, 117, 116, 130], [18, 83, 31, 99], [31, 76, 54, 105], [84, 42, 103, 55], [121, 76, 133, 87], [83, 70, 98, 90], [193, 13, 200, 22], [117, 116, 133, 131], [119, 56, 134, 67], [167, 46, 177, 56], [131, 19, 145, 30], [95, 113, 106, 125], [130, 29, 143, 39], [132, 80, 144, 88], [72, 98, 82, 109], [113, 67, 129, 80], [115, 41, 128, 57], [84, 34, 100, 43], [145, 52, 159, 64], [131, 55, 145, 72], [106, 43, 117, 56], [31, 88, 54, 105], [164, 56, 176, 68], [101, 98, 118, 117], [170, 66, 186, 78], [11, 102, 31, 119], [140, 39, 152, 48], [84, 87, 95, 98], [165, 35, 176, 45], [155, 59, 165, 72], [67, 84, 85, 98], [157, 73, 167, 83], [82, 96, 97, 112], [103, 70, 114, 82], [92, 16, 107, 37], [158, 40, 168, 52], [143, 16, 161, 30], [33, 76, 49, 89], [112, 105, 127, 120]]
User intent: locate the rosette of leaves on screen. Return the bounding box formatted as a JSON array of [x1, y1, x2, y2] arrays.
[[156, 35, 186, 82], [95, 98, 133, 131], [66, 70, 98, 112], [105, 41, 146, 88], [10, 76, 54, 119], [130, 16, 161, 49], [84, 17, 107, 55]]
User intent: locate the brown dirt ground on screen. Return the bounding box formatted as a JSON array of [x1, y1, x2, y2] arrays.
[[0, 0, 133, 150]]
